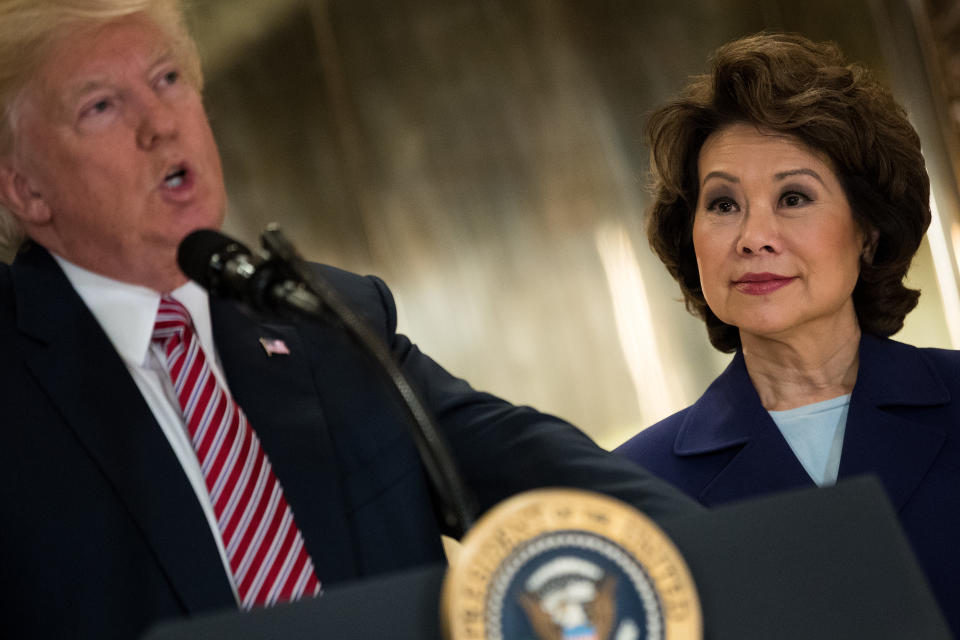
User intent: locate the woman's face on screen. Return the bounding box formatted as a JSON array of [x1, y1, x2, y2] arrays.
[[692, 123, 866, 344]]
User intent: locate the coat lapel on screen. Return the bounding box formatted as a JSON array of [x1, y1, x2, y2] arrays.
[[838, 335, 948, 511], [11, 246, 234, 612], [209, 298, 360, 584], [676, 353, 814, 506]]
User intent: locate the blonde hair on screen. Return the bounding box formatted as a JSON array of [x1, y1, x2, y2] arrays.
[[0, 0, 203, 252]]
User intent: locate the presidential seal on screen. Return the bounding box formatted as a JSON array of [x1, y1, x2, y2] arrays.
[[441, 489, 701, 640]]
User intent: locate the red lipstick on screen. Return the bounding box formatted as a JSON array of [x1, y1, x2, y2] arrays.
[[733, 272, 796, 295]]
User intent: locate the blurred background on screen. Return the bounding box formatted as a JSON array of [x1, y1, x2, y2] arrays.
[[181, 0, 960, 449]]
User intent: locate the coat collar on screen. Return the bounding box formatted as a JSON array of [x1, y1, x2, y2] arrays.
[[675, 350, 817, 504], [674, 350, 762, 455], [673, 333, 948, 510], [853, 333, 950, 406], [838, 334, 947, 509]]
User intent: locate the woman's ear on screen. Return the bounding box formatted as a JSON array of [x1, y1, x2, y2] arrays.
[[861, 227, 880, 264]]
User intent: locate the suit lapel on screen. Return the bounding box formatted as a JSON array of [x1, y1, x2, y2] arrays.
[[675, 352, 815, 506], [697, 429, 816, 506], [12, 247, 234, 612], [210, 298, 360, 584], [838, 335, 947, 511]]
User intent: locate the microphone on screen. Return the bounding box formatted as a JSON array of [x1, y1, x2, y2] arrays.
[[177, 228, 322, 316]]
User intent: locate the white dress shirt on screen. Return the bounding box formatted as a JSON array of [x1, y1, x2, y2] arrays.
[[54, 253, 241, 604]]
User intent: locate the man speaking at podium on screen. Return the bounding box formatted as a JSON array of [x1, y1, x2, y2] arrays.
[[0, 2, 699, 638]]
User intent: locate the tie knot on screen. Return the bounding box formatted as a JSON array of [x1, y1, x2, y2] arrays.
[[153, 295, 193, 342]]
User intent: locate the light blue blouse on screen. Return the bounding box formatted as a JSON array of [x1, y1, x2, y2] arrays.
[[768, 394, 851, 486]]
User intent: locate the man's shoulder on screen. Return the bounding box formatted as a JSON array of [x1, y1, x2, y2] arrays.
[[303, 263, 397, 338], [308, 263, 385, 302], [310, 262, 372, 287], [0, 260, 16, 327]]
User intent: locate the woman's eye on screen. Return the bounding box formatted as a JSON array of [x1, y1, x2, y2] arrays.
[[162, 70, 179, 85], [707, 198, 738, 214], [780, 192, 810, 207]]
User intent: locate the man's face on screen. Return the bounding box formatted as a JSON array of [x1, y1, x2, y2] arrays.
[[2, 14, 225, 290]]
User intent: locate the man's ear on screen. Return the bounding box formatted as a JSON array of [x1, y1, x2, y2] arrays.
[[0, 161, 51, 225]]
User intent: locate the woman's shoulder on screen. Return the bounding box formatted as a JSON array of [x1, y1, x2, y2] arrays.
[[614, 406, 692, 461], [869, 336, 960, 388], [915, 343, 960, 370], [915, 346, 960, 401]]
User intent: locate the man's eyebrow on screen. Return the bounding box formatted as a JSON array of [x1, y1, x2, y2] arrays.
[[150, 50, 177, 68], [774, 168, 827, 186], [64, 50, 177, 99], [60, 78, 111, 110]]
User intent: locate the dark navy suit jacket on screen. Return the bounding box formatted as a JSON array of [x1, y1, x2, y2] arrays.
[[0, 245, 698, 639], [617, 334, 960, 634]]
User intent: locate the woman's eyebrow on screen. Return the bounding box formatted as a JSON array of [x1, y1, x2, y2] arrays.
[[774, 168, 826, 186], [701, 170, 739, 184]]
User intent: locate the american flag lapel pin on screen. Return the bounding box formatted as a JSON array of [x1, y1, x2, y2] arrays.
[[259, 337, 291, 357]]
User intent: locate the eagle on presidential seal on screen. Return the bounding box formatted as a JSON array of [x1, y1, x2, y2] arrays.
[[517, 556, 626, 640]]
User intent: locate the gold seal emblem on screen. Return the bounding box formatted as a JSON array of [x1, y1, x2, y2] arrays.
[[441, 489, 701, 640]]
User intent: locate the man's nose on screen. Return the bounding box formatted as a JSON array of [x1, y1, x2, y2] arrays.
[[136, 95, 178, 149]]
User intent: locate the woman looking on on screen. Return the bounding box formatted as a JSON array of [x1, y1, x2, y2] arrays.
[[616, 32, 959, 632]]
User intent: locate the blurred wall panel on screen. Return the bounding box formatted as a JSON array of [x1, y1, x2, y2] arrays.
[[194, 0, 958, 449]]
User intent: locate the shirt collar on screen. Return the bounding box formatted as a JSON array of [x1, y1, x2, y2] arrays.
[[52, 253, 214, 367]]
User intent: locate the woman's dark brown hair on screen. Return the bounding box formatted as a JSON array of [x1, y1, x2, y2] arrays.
[[647, 32, 931, 352]]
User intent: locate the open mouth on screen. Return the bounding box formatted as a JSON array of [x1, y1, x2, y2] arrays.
[[163, 166, 188, 189]]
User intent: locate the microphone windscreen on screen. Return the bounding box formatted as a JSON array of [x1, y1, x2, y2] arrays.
[[177, 228, 251, 289]]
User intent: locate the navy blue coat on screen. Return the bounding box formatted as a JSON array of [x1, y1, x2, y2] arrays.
[[617, 334, 960, 634], [0, 245, 699, 639]]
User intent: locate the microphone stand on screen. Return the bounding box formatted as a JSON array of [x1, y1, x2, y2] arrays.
[[258, 224, 477, 538]]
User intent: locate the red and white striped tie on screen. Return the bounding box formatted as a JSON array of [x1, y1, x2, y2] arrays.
[[152, 296, 321, 608]]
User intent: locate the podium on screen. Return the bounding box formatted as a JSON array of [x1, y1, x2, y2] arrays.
[[142, 476, 950, 639]]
